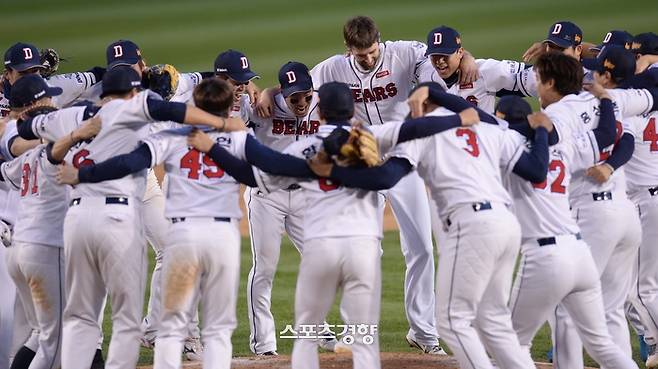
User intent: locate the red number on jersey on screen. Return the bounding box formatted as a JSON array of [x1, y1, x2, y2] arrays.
[[599, 121, 623, 161], [532, 159, 566, 194], [456, 128, 480, 157], [180, 149, 224, 180], [20, 163, 38, 197], [318, 178, 340, 192], [72, 149, 95, 169], [643, 117, 658, 152]]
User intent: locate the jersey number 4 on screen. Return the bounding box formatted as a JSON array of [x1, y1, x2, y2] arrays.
[[180, 149, 224, 180], [643, 117, 658, 152], [456, 128, 480, 157], [532, 160, 566, 194], [20, 163, 38, 197]]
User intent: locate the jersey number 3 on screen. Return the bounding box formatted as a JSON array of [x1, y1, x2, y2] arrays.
[[456, 128, 480, 157], [532, 160, 566, 194], [180, 149, 224, 180]]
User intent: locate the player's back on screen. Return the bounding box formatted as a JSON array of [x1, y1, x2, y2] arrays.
[[625, 111, 658, 194], [1, 145, 69, 247], [250, 92, 320, 152], [143, 127, 246, 219], [310, 40, 427, 125], [388, 108, 515, 220], [67, 90, 156, 199]]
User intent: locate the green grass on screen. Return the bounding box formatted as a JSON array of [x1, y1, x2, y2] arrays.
[[4, 0, 656, 367]]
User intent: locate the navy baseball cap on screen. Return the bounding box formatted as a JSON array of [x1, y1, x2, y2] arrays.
[[106, 40, 142, 69], [591, 30, 633, 52], [214, 49, 259, 83], [582, 46, 636, 82], [544, 21, 583, 48], [425, 26, 462, 56], [10, 74, 62, 108], [318, 82, 354, 121], [4, 43, 43, 72], [631, 33, 658, 55], [279, 62, 313, 98], [100, 66, 142, 98], [495, 96, 532, 124]]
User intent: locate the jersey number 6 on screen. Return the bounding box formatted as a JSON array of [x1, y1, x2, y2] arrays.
[[180, 149, 224, 180]]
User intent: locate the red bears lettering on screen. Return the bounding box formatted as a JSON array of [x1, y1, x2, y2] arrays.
[[350, 83, 398, 104], [271, 119, 321, 135]]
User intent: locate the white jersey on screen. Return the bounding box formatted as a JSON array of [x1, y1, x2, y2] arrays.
[[507, 132, 600, 239], [66, 90, 161, 199], [1, 145, 69, 247], [142, 128, 248, 219], [388, 107, 521, 221], [311, 40, 428, 125], [249, 92, 320, 151], [418, 58, 536, 113], [543, 90, 653, 204], [0, 120, 19, 160], [250, 122, 402, 241], [148, 72, 205, 134], [230, 94, 253, 123], [625, 111, 658, 192], [0, 120, 20, 224], [27, 105, 95, 142]]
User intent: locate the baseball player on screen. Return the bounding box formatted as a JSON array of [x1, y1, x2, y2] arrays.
[[263, 16, 482, 353], [244, 61, 325, 355], [522, 21, 587, 63], [21, 66, 242, 369], [532, 51, 658, 368], [0, 74, 101, 369], [418, 25, 538, 112], [185, 81, 482, 369], [213, 49, 258, 122], [589, 30, 633, 55], [56, 78, 249, 369]]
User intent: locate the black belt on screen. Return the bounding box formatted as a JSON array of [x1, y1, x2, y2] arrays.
[[649, 186, 658, 197], [69, 197, 129, 207], [537, 233, 581, 246], [446, 202, 492, 227], [592, 191, 612, 201], [285, 184, 301, 191], [171, 217, 230, 224]]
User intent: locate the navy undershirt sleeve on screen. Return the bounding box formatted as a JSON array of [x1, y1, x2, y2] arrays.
[[592, 98, 617, 149], [78, 144, 152, 183], [146, 98, 187, 123], [398, 115, 462, 143], [606, 133, 634, 170], [16, 119, 38, 140], [206, 143, 257, 187], [244, 135, 315, 178], [512, 127, 549, 183], [329, 157, 413, 191]]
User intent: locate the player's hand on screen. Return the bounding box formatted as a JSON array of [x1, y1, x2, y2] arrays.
[[407, 86, 429, 119], [216, 117, 247, 132], [459, 108, 479, 127], [308, 150, 334, 177], [527, 112, 554, 132], [459, 51, 479, 84], [584, 82, 611, 100], [255, 87, 277, 118], [523, 42, 544, 63], [246, 81, 260, 107], [73, 116, 102, 141], [586, 163, 614, 184], [56, 163, 80, 185], [187, 129, 215, 153]]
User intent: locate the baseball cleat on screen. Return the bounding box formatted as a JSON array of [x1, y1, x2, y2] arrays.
[[406, 333, 447, 355], [140, 336, 155, 349], [90, 349, 105, 369], [647, 344, 658, 368], [640, 335, 649, 363], [334, 341, 352, 353], [183, 337, 204, 361], [256, 350, 278, 356], [318, 337, 338, 352]]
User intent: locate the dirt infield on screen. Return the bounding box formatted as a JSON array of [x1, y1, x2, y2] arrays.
[[139, 353, 593, 369]]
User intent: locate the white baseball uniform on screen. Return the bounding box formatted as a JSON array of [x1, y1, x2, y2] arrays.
[[311, 40, 438, 346], [543, 89, 655, 367], [388, 108, 536, 369], [506, 132, 639, 369], [624, 111, 658, 348], [247, 122, 408, 369], [59, 90, 166, 369], [244, 92, 319, 354], [0, 144, 70, 369], [131, 127, 248, 369]]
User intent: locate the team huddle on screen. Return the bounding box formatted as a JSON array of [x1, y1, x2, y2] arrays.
[[0, 14, 657, 369]]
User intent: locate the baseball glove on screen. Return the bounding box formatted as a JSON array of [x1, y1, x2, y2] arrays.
[[323, 124, 381, 167], [40, 48, 61, 78], [144, 64, 180, 101]]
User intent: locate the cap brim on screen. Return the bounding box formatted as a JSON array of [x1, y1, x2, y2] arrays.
[[425, 47, 459, 57], [590, 44, 603, 52], [108, 58, 140, 69], [9, 63, 46, 72], [581, 57, 603, 72], [46, 86, 63, 97], [228, 71, 260, 84], [543, 38, 573, 49], [281, 84, 313, 98]]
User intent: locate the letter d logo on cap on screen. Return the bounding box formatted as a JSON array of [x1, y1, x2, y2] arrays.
[[433, 33, 443, 45], [552, 24, 562, 35], [286, 71, 297, 84]]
